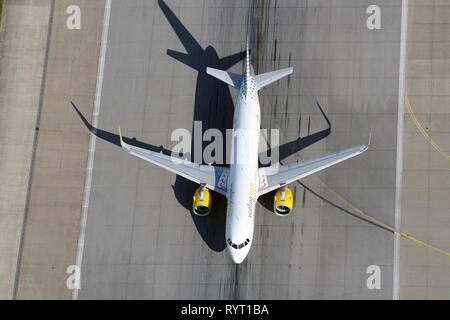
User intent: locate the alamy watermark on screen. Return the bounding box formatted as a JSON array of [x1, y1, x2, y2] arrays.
[[170, 121, 280, 168], [66, 5, 81, 30], [66, 265, 81, 290], [366, 265, 381, 290]]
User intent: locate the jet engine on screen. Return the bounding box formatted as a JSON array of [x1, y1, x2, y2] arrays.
[[273, 186, 293, 216], [192, 184, 212, 216]]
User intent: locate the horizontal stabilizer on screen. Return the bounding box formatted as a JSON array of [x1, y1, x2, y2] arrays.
[[206, 67, 242, 89], [256, 67, 293, 90]]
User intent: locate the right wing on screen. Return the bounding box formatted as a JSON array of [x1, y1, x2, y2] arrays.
[[258, 144, 369, 196], [119, 127, 229, 196]]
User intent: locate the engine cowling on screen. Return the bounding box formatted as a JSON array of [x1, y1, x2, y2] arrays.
[[273, 186, 293, 216], [192, 185, 212, 216]]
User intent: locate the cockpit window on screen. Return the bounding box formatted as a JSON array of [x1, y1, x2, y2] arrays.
[[227, 238, 251, 250]]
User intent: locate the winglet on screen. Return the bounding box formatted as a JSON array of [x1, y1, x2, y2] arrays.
[[118, 125, 124, 146], [368, 128, 373, 146], [359, 128, 373, 152]]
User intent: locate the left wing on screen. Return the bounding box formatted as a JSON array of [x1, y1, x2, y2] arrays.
[[258, 144, 369, 196], [119, 127, 229, 196]]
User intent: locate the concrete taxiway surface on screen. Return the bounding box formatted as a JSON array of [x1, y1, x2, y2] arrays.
[[400, 0, 450, 299], [77, 0, 402, 299], [7, 0, 105, 299], [0, 0, 53, 299], [4, 0, 448, 301]]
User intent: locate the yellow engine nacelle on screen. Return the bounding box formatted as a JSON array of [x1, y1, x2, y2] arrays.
[[192, 185, 212, 216], [273, 186, 294, 216]]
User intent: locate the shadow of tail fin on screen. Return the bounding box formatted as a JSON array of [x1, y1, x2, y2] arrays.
[[158, 0, 203, 56]]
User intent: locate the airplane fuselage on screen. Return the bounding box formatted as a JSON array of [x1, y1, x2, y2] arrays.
[[225, 68, 261, 264]]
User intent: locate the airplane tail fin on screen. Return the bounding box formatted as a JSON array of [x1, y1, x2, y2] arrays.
[[255, 67, 293, 91]]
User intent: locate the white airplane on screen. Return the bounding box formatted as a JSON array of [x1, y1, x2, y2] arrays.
[[118, 42, 369, 264]]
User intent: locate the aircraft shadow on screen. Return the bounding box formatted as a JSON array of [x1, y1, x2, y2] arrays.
[[73, 0, 332, 253], [159, 0, 249, 252]]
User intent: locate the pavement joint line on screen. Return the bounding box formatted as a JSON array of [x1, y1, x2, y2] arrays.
[[12, 0, 56, 300], [393, 0, 409, 301], [73, 0, 112, 300]]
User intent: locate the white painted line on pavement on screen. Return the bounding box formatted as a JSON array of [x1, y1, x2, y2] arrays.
[[73, 0, 112, 300], [393, 0, 409, 301]]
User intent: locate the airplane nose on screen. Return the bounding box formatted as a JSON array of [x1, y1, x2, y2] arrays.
[[230, 250, 246, 264], [227, 244, 250, 264]]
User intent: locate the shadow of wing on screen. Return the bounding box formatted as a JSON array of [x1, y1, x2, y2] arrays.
[[261, 101, 332, 164], [277, 127, 331, 162], [72, 102, 174, 156]]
